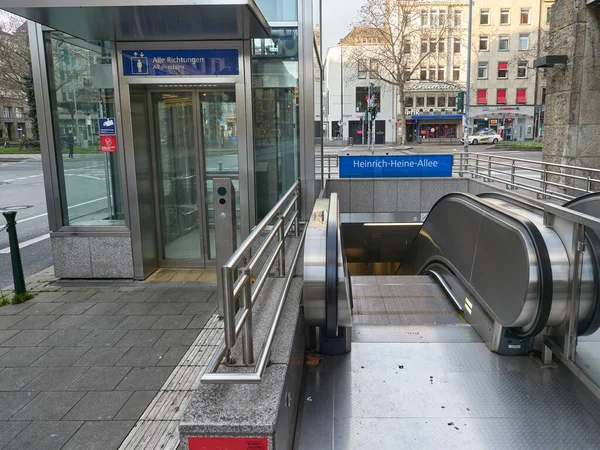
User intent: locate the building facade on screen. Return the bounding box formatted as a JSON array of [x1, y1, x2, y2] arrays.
[[0, 91, 31, 142], [469, 0, 554, 140], [324, 1, 469, 145], [0, 0, 319, 280]]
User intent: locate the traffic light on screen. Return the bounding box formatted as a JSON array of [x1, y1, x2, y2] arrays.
[[371, 105, 378, 120], [456, 91, 465, 113]]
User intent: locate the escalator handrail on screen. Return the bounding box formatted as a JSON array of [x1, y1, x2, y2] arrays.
[[326, 193, 339, 338], [404, 192, 554, 338]]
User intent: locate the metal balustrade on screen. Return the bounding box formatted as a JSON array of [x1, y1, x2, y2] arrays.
[[202, 180, 303, 384], [456, 152, 600, 201]]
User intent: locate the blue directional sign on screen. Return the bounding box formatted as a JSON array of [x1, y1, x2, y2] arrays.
[[122, 50, 239, 76], [98, 118, 116, 135], [339, 154, 453, 178]]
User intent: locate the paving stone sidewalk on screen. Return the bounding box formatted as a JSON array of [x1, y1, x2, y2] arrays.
[[0, 267, 217, 450]]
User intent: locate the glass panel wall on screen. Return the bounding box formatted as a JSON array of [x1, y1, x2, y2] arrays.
[[252, 29, 300, 220], [255, 0, 298, 22], [45, 31, 124, 226], [152, 92, 201, 261], [200, 91, 240, 259]]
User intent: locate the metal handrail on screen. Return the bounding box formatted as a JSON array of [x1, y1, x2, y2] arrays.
[[201, 180, 301, 384], [457, 152, 600, 201]]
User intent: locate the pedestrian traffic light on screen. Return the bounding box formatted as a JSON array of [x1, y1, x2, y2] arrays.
[[456, 91, 465, 113], [371, 105, 378, 120]]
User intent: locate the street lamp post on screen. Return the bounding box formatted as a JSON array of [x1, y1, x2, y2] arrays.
[[463, 0, 473, 158]]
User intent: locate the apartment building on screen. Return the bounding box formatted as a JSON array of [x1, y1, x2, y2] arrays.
[[470, 0, 553, 141], [324, 1, 469, 145], [0, 90, 30, 142]]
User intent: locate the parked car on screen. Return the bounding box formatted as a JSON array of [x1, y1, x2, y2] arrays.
[[461, 130, 503, 145]]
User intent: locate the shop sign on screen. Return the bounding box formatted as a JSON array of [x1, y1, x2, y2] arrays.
[[339, 154, 453, 178], [122, 49, 239, 76]]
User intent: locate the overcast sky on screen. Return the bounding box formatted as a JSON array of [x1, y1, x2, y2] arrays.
[[321, 0, 363, 54]]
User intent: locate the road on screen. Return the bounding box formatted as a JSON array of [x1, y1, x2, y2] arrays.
[[0, 156, 51, 289]]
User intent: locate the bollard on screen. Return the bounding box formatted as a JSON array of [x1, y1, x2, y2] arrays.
[[2, 211, 26, 296]]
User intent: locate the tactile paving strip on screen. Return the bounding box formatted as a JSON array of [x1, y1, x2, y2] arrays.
[[118, 314, 223, 450]]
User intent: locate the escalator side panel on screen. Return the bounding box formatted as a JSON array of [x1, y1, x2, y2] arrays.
[[403, 195, 539, 329]]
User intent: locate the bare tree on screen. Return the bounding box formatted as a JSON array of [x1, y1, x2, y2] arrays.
[[0, 14, 29, 95], [345, 0, 463, 145]]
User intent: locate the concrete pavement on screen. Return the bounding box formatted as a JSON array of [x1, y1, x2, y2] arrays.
[[0, 267, 218, 450]]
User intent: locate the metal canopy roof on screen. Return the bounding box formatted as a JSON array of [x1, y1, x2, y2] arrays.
[[1, 0, 270, 41]]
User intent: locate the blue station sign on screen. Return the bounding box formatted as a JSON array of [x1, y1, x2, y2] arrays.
[[339, 154, 453, 178], [122, 49, 239, 76]]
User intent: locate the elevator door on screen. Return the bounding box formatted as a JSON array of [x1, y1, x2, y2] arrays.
[[151, 88, 239, 267]]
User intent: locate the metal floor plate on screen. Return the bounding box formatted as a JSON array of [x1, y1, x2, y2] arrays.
[[351, 275, 464, 325], [295, 341, 600, 450]]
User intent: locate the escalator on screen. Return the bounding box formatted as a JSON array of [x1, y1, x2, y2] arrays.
[[294, 190, 600, 450]]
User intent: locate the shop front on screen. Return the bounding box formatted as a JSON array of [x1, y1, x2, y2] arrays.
[[401, 114, 463, 143], [469, 106, 535, 142]]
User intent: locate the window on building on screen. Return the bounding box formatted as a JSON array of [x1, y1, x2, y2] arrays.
[[404, 70, 411, 81], [517, 61, 527, 78], [416, 96, 425, 107], [479, 35, 489, 51], [480, 9, 490, 25], [519, 34, 530, 50], [46, 32, 124, 226], [405, 96, 414, 107], [3, 106, 11, 118], [421, 10, 428, 26], [439, 10, 446, 26], [430, 10, 439, 27], [355, 86, 381, 111], [454, 10, 462, 27], [421, 39, 428, 53], [453, 66, 460, 81], [429, 39, 436, 53], [521, 8, 531, 24], [542, 87, 547, 104], [448, 96, 456, 107], [427, 96, 436, 107], [438, 40, 445, 53], [546, 6, 552, 24], [497, 89, 507, 104], [497, 62, 508, 79], [478, 61, 488, 79], [516, 88, 527, 103], [454, 37, 461, 53], [499, 35, 509, 51], [429, 67, 436, 80], [420, 68, 427, 80], [404, 40, 411, 54], [15, 107, 23, 118], [477, 89, 487, 104], [438, 96, 446, 107], [438, 67, 445, 81], [370, 59, 379, 78], [358, 59, 367, 79], [500, 8, 510, 25]]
